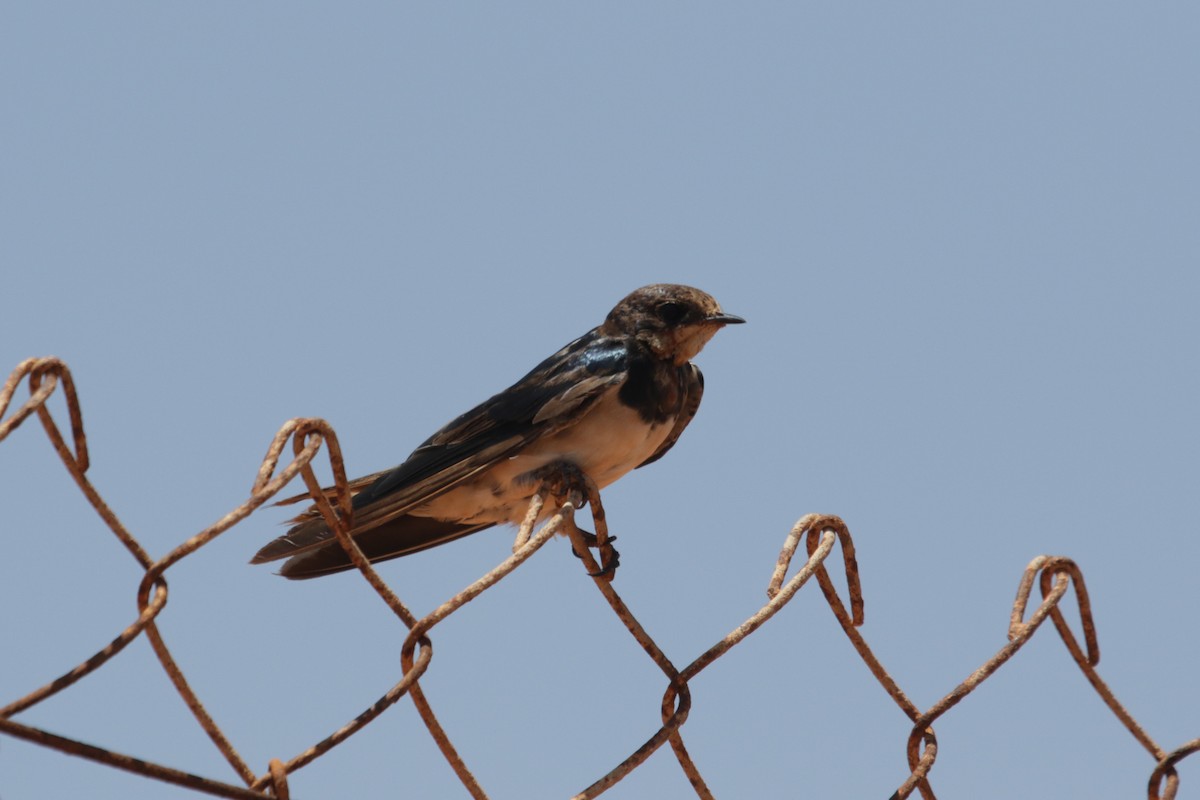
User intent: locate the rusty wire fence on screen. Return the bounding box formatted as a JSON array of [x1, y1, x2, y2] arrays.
[[2, 355, 1196, 799]]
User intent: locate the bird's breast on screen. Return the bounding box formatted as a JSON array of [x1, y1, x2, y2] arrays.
[[519, 388, 674, 486]]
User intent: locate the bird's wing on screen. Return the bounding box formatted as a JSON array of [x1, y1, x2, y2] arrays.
[[252, 331, 630, 564], [636, 363, 703, 468]]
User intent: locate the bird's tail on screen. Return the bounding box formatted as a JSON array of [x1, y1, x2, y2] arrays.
[[251, 514, 490, 580]]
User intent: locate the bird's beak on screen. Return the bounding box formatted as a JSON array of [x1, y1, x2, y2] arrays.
[[705, 312, 746, 325]]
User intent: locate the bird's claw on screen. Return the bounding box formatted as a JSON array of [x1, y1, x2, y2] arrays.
[[587, 544, 620, 579], [570, 530, 620, 578]]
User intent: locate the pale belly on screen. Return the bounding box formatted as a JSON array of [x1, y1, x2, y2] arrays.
[[412, 390, 674, 526]]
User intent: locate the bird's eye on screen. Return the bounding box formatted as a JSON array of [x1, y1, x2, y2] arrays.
[[655, 301, 687, 325]]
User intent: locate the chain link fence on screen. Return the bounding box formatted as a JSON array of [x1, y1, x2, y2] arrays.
[[2, 356, 1196, 799]]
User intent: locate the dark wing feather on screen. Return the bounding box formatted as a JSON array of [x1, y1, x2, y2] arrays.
[[252, 330, 631, 567], [637, 363, 703, 468]]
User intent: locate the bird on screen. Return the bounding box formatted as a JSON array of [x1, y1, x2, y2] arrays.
[[252, 284, 744, 579]]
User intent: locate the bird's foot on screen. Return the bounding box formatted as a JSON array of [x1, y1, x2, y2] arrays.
[[525, 460, 620, 579], [571, 531, 620, 576], [590, 542, 620, 579]]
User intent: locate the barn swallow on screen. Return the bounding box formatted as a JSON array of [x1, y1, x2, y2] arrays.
[[252, 284, 743, 579]]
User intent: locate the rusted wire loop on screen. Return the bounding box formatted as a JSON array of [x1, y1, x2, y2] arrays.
[[658, 680, 709, 798], [1, 358, 150, 569], [658, 675, 693, 730], [1009, 556, 1099, 666], [0, 358, 89, 472], [891, 729, 937, 800], [805, 517, 864, 626], [249, 419, 337, 505], [1038, 559, 1099, 667], [767, 514, 864, 626], [1147, 738, 1200, 800], [292, 423, 354, 533], [1024, 559, 1160, 760], [28, 359, 89, 472]]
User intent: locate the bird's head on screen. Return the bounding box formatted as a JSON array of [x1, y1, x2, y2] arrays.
[[602, 284, 745, 365]]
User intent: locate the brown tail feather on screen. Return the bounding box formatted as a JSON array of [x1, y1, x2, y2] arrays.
[[250, 514, 337, 564], [269, 515, 492, 580]]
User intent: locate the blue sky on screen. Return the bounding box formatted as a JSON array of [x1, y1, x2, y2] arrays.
[[2, 4, 1198, 798]]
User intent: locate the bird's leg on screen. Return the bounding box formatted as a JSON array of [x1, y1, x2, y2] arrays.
[[578, 477, 618, 580], [523, 459, 620, 579], [566, 522, 620, 579]]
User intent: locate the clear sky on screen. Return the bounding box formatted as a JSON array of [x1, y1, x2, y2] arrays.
[[2, 4, 1198, 799]]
